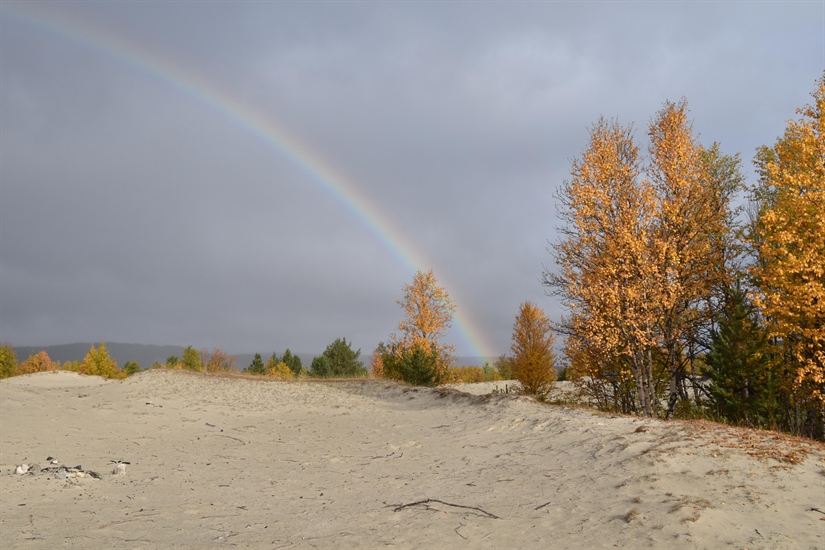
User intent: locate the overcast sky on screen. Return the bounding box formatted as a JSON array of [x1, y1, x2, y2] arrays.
[[1, 1, 822, 360]]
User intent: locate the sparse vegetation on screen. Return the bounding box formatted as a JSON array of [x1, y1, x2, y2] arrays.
[[0, 343, 18, 379]]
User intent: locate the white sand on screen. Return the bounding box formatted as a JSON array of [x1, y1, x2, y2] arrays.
[[1, 370, 110, 388], [1, 370, 823, 549]]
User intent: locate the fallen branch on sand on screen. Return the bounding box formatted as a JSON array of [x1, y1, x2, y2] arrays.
[[390, 499, 500, 519]]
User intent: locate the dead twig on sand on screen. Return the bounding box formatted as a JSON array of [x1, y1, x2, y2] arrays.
[[390, 499, 500, 519], [368, 451, 402, 459], [213, 433, 246, 445], [534, 501, 553, 511]]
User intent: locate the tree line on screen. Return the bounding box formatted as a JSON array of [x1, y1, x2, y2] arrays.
[[0, 339, 368, 380], [543, 74, 823, 439]]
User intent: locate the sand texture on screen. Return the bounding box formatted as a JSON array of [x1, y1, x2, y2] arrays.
[[1, 369, 823, 549]]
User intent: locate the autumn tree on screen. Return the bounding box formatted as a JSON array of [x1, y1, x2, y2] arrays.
[[388, 269, 456, 384], [264, 352, 281, 372], [81, 342, 119, 378], [545, 105, 742, 418], [0, 343, 18, 379], [647, 99, 743, 418], [266, 361, 294, 378], [544, 117, 661, 415], [749, 73, 825, 438], [200, 348, 235, 373], [62, 360, 82, 372], [369, 343, 386, 379], [18, 350, 58, 375], [509, 302, 557, 398]]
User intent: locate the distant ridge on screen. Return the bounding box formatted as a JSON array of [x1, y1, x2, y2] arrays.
[[12, 343, 499, 371]]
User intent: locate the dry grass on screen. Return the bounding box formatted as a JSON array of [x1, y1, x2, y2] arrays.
[[624, 508, 641, 523], [683, 419, 824, 464]]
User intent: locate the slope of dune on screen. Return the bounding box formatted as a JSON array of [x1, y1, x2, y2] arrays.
[[1, 369, 823, 549]]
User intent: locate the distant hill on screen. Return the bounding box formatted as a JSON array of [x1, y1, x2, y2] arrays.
[[12, 343, 499, 372]]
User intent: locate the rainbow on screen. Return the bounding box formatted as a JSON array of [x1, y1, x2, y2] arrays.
[[2, 5, 496, 359]]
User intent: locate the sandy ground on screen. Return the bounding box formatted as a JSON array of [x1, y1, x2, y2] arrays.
[[1, 370, 823, 549]]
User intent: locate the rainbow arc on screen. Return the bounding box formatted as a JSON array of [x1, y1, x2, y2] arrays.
[[2, 5, 496, 359]]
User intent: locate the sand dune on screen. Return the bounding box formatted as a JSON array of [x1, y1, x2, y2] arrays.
[[1, 369, 823, 549]]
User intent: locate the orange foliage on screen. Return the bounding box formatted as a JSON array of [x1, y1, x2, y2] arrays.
[[751, 73, 825, 403], [200, 348, 236, 373], [546, 103, 741, 417], [390, 269, 456, 374], [369, 347, 384, 379], [509, 301, 556, 398], [18, 351, 58, 375]]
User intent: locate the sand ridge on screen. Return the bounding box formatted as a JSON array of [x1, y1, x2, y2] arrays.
[[1, 369, 823, 549]]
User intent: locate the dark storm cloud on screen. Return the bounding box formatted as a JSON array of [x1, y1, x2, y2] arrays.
[[1, 1, 822, 359]]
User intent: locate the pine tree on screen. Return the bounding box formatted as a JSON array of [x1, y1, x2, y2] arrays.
[[281, 349, 302, 377], [705, 284, 777, 427], [310, 355, 331, 377], [319, 338, 365, 377], [382, 342, 443, 387], [247, 353, 265, 375], [123, 361, 142, 376]]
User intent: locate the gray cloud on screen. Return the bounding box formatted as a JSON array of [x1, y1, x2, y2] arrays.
[[1, 1, 822, 359]]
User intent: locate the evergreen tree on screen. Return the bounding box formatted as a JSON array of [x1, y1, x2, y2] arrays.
[[705, 284, 778, 427], [123, 361, 142, 376], [320, 338, 365, 377], [311, 355, 331, 377], [247, 353, 265, 375], [382, 342, 443, 387], [281, 349, 302, 376]]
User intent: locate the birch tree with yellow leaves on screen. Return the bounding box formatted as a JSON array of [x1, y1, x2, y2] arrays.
[[545, 117, 663, 416], [749, 74, 825, 438], [546, 104, 743, 418], [648, 99, 742, 418], [384, 269, 455, 385]]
